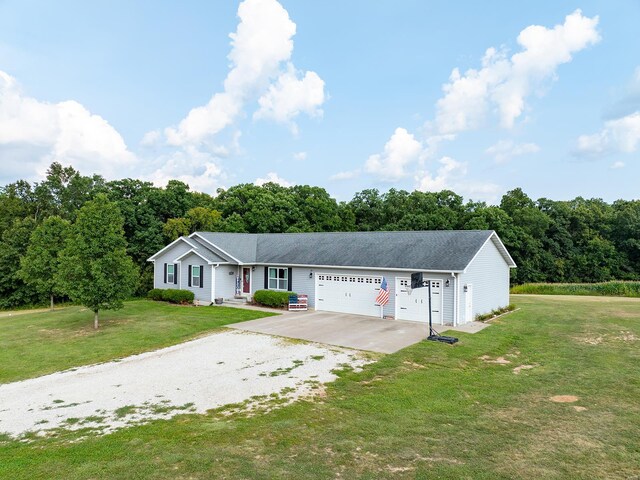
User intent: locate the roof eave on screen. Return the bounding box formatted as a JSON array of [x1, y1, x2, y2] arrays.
[[255, 262, 464, 273]]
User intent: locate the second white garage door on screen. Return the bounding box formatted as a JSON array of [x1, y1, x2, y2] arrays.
[[315, 274, 382, 317], [395, 277, 443, 324]]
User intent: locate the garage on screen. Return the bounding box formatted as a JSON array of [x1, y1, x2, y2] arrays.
[[315, 274, 382, 317], [395, 277, 443, 324], [151, 230, 516, 326]]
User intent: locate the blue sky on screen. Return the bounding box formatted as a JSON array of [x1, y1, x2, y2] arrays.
[[0, 0, 638, 203]]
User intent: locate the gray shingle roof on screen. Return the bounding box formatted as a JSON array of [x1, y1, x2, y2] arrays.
[[191, 230, 513, 271], [187, 246, 228, 263], [195, 232, 258, 263]]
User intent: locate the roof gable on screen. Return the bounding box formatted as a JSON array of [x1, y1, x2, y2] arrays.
[[147, 236, 197, 261], [173, 248, 228, 264]]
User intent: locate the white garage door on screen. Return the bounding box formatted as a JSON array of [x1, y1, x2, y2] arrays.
[[395, 277, 442, 324], [315, 274, 382, 317]]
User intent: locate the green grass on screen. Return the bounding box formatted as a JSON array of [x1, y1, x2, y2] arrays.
[[1, 295, 640, 479], [510, 281, 640, 297], [0, 300, 274, 383]]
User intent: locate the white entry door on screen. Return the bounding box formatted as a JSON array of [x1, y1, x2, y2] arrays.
[[395, 277, 443, 324], [463, 284, 473, 323], [315, 274, 382, 317]]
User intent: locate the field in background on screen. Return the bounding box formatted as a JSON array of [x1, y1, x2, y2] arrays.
[[511, 281, 640, 297], [1, 295, 639, 479]]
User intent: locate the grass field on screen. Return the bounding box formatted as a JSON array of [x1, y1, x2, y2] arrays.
[[1, 295, 639, 479], [510, 281, 640, 297], [0, 300, 274, 383]]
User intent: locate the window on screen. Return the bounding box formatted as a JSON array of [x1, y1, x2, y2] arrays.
[[167, 264, 175, 284], [191, 265, 201, 288], [268, 267, 288, 290]]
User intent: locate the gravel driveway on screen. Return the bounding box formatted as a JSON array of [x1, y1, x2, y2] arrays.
[[0, 330, 369, 439]]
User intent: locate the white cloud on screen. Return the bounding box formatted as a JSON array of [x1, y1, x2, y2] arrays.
[[365, 128, 423, 181], [611, 161, 625, 169], [254, 64, 325, 130], [140, 129, 162, 146], [292, 151, 307, 161], [0, 70, 135, 183], [161, 0, 325, 146], [254, 171, 292, 187], [145, 145, 226, 193], [415, 157, 467, 191], [576, 111, 640, 156], [435, 10, 600, 134], [485, 139, 540, 163], [330, 170, 360, 181], [415, 156, 502, 203]]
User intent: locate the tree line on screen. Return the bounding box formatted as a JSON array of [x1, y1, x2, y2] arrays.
[[1, 162, 638, 310]]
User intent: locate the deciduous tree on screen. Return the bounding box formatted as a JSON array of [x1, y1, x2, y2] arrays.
[[19, 216, 71, 310], [58, 194, 138, 329]]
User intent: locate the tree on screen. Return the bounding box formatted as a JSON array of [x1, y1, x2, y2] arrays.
[[163, 217, 192, 242], [186, 207, 222, 232], [19, 216, 71, 310], [0, 217, 40, 308], [58, 194, 138, 329]]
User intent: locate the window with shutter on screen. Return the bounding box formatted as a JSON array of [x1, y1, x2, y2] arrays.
[[191, 265, 201, 288], [267, 267, 288, 290], [166, 264, 175, 284]]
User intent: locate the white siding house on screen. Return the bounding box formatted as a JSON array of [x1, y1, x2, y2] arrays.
[[148, 230, 516, 325]]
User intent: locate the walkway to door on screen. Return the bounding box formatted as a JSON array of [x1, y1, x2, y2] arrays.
[[227, 311, 430, 354]]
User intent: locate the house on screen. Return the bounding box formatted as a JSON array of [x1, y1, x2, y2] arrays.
[[147, 230, 516, 326]]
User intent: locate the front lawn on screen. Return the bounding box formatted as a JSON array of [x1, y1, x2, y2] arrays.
[[0, 300, 275, 383], [1, 295, 639, 479]]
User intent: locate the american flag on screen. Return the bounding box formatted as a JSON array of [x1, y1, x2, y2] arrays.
[[375, 277, 389, 306]]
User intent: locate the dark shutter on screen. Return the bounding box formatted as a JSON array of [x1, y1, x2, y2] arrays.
[[174, 264, 178, 284], [287, 267, 293, 292], [188, 265, 192, 287], [200, 265, 204, 288], [264, 267, 268, 289], [164, 263, 167, 283]]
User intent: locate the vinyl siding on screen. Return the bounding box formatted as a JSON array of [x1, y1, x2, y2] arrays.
[[253, 266, 455, 325], [178, 252, 212, 303], [458, 237, 511, 319], [152, 241, 192, 290], [216, 265, 240, 299]]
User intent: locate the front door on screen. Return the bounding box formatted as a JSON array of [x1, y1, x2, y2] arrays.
[[242, 267, 251, 294]]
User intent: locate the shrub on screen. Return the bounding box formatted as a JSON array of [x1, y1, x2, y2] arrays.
[[253, 290, 296, 308], [147, 289, 165, 301], [476, 304, 516, 322], [162, 289, 195, 304], [147, 288, 195, 304]]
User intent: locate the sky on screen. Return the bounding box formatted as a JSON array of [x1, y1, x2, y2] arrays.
[[0, 0, 639, 204]]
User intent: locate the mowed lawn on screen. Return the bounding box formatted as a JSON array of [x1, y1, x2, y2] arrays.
[[0, 300, 275, 383], [1, 295, 640, 479]]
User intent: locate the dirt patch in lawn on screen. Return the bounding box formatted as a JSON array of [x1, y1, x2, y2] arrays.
[[479, 355, 511, 365], [576, 330, 638, 345], [550, 395, 579, 403], [513, 364, 538, 375]]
